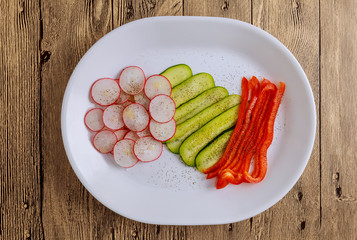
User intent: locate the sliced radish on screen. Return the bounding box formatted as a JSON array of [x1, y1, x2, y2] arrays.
[[114, 129, 129, 140], [103, 104, 125, 130], [124, 131, 140, 141], [134, 137, 163, 162], [116, 90, 130, 104], [84, 108, 104, 131], [134, 91, 150, 109], [119, 66, 146, 95], [91, 78, 120, 106], [137, 127, 151, 137], [144, 75, 172, 99], [122, 103, 149, 131], [92, 130, 117, 153], [149, 119, 176, 142], [113, 139, 138, 168], [149, 95, 176, 123]]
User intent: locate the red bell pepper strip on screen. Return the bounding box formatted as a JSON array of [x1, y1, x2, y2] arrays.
[[247, 93, 274, 179], [207, 95, 258, 179], [203, 77, 249, 174], [225, 83, 276, 172], [215, 83, 276, 188], [261, 78, 271, 89], [232, 84, 276, 173], [207, 77, 261, 179], [216, 169, 241, 189], [244, 82, 285, 183]]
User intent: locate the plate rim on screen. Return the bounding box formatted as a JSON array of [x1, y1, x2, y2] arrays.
[[61, 16, 316, 225]]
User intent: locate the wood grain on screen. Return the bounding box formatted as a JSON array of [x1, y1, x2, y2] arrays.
[[251, 0, 321, 239], [1, 0, 356, 239], [0, 0, 43, 239], [320, 0, 357, 238]]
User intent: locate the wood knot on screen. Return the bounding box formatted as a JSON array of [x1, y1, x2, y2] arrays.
[[293, 0, 300, 10], [298, 191, 303, 201], [222, 1, 229, 11], [25, 230, 31, 239], [18, 1, 25, 14], [228, 223, 233, 231], [335, 186, 342, 198], [40, 50, 51, 64], [156, 225, 160, 235], [149, 1, 156, 10], [131, 229, 138, 237], [300, 220, 306, 230], [23, 202, 29, 209], [126, 2, 134, 20], [333, 172, 340, 182]]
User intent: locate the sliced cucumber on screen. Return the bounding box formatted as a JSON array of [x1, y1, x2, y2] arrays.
[[161, 64, 192, 87], [166, 95, 241, 154], [195, 130, 233, 172], [179, 105, 239, 167], [171, 73, 215, 108], [174, 87, 228, 125]]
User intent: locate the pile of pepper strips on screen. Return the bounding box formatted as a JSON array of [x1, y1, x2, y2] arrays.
[[203, 76, 285, 189]]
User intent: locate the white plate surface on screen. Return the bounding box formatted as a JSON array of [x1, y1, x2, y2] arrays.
[[61, 16, 316, 225]]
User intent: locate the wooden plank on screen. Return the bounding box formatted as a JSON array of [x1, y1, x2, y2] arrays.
[[0, 0, 43, 239], [252, 0, 320, 239], [40, 0, 114, 239], [320, 0, 357, 239], [182, 1, 253, 239]]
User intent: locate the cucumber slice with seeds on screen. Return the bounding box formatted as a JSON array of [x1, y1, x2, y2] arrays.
[[171, 73, 215, 108], [161, 64, 192, 87], [179, 105, 240, 167], [174, 86, 228, 125], [166, 95, 241, 154], [195, 130, 233, 172]]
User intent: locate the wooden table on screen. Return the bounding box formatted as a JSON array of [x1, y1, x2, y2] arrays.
[[1, 0, 356, 239]]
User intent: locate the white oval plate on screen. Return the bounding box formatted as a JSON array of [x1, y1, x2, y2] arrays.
[[61, 16, 316, 225]]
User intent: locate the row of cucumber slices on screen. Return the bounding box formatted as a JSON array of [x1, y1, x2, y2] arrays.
[[161, 64, 242, 172]]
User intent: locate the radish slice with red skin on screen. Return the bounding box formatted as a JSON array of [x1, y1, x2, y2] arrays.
[[134, 91, 150, 109], [149, 119, 176, 142], [134, 137, 163, 162], [103, 104, 125, 130], [84, 108, 104, 131], [91, 78, 120, 106], [123, 103, 149, 131], [113, 139, 138, 168], [137, 127, 151, 137], [114, 129, 129, 140], [116, 90, 130, 104], [144, 75, 172, 99], [149, 95, 176, 123], [119, 66, 146, 95], [92, 130, 117, 153], [124, 131, 140, 141]]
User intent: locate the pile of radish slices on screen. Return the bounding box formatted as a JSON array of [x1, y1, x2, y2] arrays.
[[84, 66, 176, 168]]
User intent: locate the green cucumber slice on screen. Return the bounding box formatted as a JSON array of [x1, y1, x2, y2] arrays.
[[179, 105, 239, 167], [195, 130, 233, 172], [161, 64, 192, 87], [171, 73, 215, 108], [174, 87, 229, 125], [166, 95, 241, 154]]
